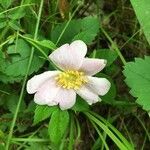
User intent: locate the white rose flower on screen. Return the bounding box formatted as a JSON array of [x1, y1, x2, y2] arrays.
[[27, 40, 111, 110]]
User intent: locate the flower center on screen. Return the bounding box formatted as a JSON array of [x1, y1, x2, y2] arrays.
[[55, 70, 88, 90]]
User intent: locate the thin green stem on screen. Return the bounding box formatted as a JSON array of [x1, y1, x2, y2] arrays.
[[55, 4, 82, 45], [18, 33, 55, 50], [92, 50, 97, 58], [5, 1, 44, 149], [120, 29, 141, 49], [91, 121, 109, 150], [90, 111, 133, 150], [0, 89, 10, 95], [85, 112, 130, 150], [17, 126, 43, 150], [0, 35, 15, 49], [18, 34, 58, 70], [68, 113, 74, 150], [101, 27, 126, 65], [12, 138, 49, 142], [54, 0, 59, 13], [75, 116, 81, 142], [123, 122, 134, 148], [0, 4, 34, 16], [0, 26, 10, 42], [101, 109, 111, 150], [141, 135, 147, 150], [134, 114, 150, 141], [101, 131, 107, 150], [11, 141, 29, 148], [20, 0, 24, 5]]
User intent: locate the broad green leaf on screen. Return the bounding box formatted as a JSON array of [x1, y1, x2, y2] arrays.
[[9, 20, 21, 31], [0, 0, 13, 8], [0, 72, 23, 83], [0, 38, 48, 77], [73, 17, 99, 43], [130, 0, 150, 44], [19, 36, 56, 51], [73, 30, 97, 44], [0, 20, 6, 29], [51, 19, 81, 45], [72, 96, 89, 112], [6, 94, 26, 114], [0, 87, 26, 113], [8, 8, 26, 20], [34, 40, 56, 50], [48, 109, 69, 144], [94, 49, 118, 66], [39, 128, 49, 139], [0, 129, 4, 138], [0, 113, 13, 131], [25, 142, 48, 150], [34, 105, 58, 125], [0, 144, 5, 150], [123, 56, 150, 112], [25, 101, 36, 113], [51, 16, 99, 45], [17, 123, 29, 133]]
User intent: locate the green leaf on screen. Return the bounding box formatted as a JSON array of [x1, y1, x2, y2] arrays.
[[123, 56, 150, 111], [48, 109, 69, 144], [9, 20, 21, 31], [0, 113, 13, 131], [0, 144, 5, 150], [0, 20, 6, 29], [0, 38, 48, 77], [73, 30, 97, 44], [130, 0, 150, 45], [0, 72, 23, 83], [94, 49, 118, 66], [34, 39, 56, 50], [72, 16, 99, 43], [51, 20, 80, 45], [17, 123, 28, 133], [51, 16, 99, 45], [6, 94, 26, 114], [0, 129, 4, 138], [25, 101, 36, 113], [72, 96, 89, 112], [8, 8, 26, 20], [25, 142, 48, 150], [34, 105, 58, 125], [0, 0, 13, 8]]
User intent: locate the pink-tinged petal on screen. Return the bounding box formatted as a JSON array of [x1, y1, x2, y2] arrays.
[[34, 79, 60, 105], [70, 40, 87, 59], [53, 89, 76, 110], [79, 58, 107, 75], [87, 77, 111, 96], [49, 40, 87, 70], [76, 85, 100, 105], [27, 71, 59, 94]]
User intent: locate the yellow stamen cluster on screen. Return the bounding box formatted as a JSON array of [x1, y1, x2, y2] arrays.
[[55, 70, 88, 90]]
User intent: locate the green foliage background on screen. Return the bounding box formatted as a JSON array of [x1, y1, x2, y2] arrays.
[[0, 0, 150, 149]]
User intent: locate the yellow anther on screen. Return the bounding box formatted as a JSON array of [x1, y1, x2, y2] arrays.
[[55, 70, 88, 90]]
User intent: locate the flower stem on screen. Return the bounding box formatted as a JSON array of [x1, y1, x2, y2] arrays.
[[11, 138, 50, 142], [101, 27, 127, 65], [56, 3, 82, 45], [5, 0, 44, 149]]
